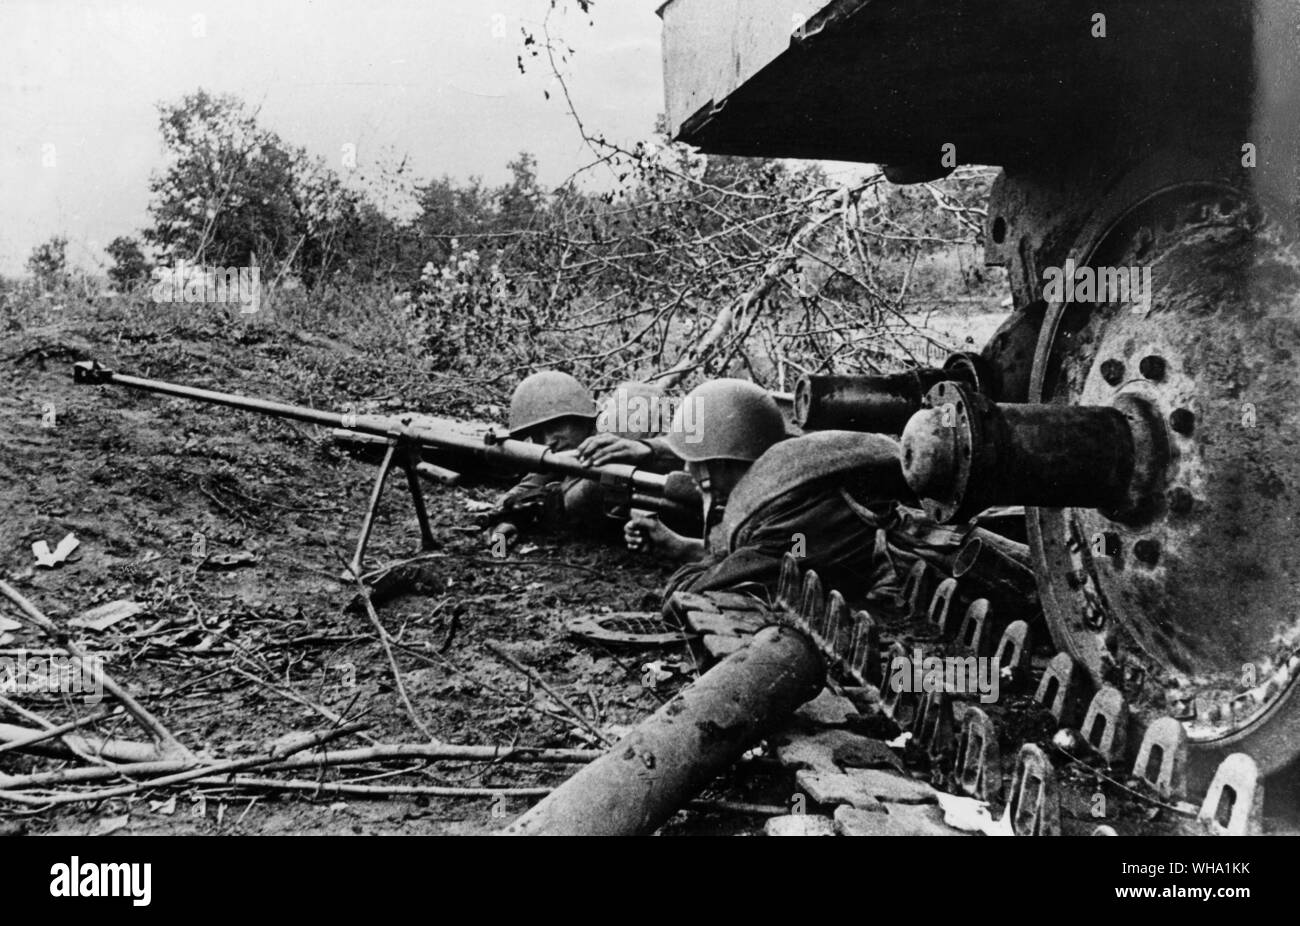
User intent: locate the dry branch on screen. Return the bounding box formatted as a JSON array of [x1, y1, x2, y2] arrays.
[[485, 641, 614, 747], [196, 777, 552, 799], [0, 580, 190, 759], [0, 740, 600, 791], [0, 722, 367, 806], [343, 566, 439, 743], [651, 186, 858, 389]]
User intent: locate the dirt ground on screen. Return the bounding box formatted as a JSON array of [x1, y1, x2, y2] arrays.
[[0, 300, 803, 835]]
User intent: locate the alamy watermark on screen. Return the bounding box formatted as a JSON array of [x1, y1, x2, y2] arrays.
[[0, 651, 105, 704], [50, 857, 151, 906], [887, 648, 1000, 704], [150, 259, 261, 314], [1042, 258, 1153, 314], [596, 387, 702, 444]]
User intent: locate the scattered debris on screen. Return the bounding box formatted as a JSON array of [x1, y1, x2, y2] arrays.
[[70, 599, 145, 631], [764, 814, 835, 836], [567, 611, 693, 649], [89, 813, 130, 836], [936, 792, 1012, 835], [200, 551, 260, 570], [886, 731, 912, 750], [31, 533, 79, 568]]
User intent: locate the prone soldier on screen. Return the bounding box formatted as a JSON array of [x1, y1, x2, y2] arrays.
[[625, 378, 937, 610], [488, 374, 685, 548]]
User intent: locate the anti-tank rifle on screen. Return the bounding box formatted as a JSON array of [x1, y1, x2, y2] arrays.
[[72, 361, 701, 578]]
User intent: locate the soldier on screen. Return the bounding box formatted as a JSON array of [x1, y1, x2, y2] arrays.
[[488, 370, 600, 547], [489, 375, 685, 547], [625, 378, 915, 606]]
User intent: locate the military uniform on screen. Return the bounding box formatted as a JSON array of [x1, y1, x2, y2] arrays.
[[663, 430, 914, 606]]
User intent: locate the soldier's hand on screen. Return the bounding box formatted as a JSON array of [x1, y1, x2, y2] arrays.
[[488, 521, 518, 552], [576, 433, 652, 467], [625, 513, 680, 556]]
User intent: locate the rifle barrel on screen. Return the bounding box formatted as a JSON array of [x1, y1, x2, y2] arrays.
[[87, 368, 360, 431]]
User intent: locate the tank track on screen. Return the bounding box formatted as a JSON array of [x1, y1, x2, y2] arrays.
[[672, 553, 1270, 836]]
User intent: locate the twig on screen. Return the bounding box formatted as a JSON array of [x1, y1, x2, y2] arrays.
[[686, 799, 788, 816], [0, 580, 191, 759], [0, 701, 118, 769], [196, 777, 551, 799], [229, 665, 379, 745], [1052, 744, 1196, 818], [0, 720, 157, 764], [361, 551, 601, 583], [0, 722, 368, 806], [389, 641, 581, 730], [341, 561, 439, 744], [0, 741, 601, 791], [485, 641, 614, 747], [0, 706, 119, 756]]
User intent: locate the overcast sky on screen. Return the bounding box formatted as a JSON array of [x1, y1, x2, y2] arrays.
[[0, 0, 670, 274]]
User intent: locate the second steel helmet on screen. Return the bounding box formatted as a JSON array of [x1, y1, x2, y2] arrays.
[[666, 378, 786, 462], [508, 371, 598, 437]]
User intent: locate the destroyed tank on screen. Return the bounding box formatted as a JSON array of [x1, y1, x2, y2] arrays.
[[658, 0, 1300, 779]]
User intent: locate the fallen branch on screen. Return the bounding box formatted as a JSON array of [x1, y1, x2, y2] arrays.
[[0, 722, 368, 806], [0, 741, 598, 790], [195, 784, 786, 816], [0, 708, 120, 756], [195, 777, 552, 799], [0, 580, 190, 759], [485, 641, 614, 747], [343, 564, 439, 744]]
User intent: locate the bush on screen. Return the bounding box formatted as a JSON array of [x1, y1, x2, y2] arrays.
[[106, 236, 153, 292], [26, 236, 68, 284]]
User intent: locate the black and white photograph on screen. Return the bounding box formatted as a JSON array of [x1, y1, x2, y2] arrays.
[[0, 0, 1295, 884]]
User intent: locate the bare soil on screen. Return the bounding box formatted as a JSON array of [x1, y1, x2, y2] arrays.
[[0, 302, 789, 835]]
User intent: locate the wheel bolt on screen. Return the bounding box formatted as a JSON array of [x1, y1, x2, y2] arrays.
[[1099, 359, 1125, 386], [1169, 408, 1195, 435], [1139, 355, 1167, 381], [1167, 487, 1194, 515], [1134, 539, 1161, 566]]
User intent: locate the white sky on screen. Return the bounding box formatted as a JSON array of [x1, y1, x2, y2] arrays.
[[0, 0, 670, 274]]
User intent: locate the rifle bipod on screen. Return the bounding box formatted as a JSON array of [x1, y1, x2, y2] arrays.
[[346, 438, 437, 582]]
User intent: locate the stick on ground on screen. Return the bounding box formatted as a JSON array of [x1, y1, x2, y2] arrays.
[[485, 641, 614, 747], [342, 565, 439, 744], [0, 580, 191, 759]]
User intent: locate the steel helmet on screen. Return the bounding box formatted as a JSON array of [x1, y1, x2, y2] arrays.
[[596, 381, 667, 439], [508, 371, 597, 437], [666, 379, 786, 462]]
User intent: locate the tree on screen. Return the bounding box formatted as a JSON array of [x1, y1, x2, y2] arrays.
[[105, 236, 152, 291], [26, 236, 68, 284], [495, 152, 544, 231], [144, 89, 362, 287], [411, 174, 493, 266]]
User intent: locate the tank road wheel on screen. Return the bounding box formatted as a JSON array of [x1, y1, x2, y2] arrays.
[[1028, 183, 1300, 777]]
